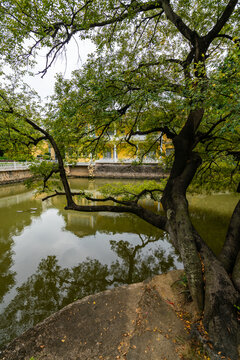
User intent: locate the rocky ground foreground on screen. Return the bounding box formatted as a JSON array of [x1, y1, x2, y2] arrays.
[[0, 270, 212, 360]]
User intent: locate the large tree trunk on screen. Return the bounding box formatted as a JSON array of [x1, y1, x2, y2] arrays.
[[194, 230, 240, 360], [218, 200, 240, 273], [163, 181, 240, 359], [163, 186, 204, 313], [161, 114, 240, 358], [162, 121, 205, 313]]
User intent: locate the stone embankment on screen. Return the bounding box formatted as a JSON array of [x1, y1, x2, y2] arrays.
[[0, 170, 32, 185], [0, 162, 33, 185], [68, 163, 167, 179], [0, 163, 167, 185], [0, 270, 204, 360]]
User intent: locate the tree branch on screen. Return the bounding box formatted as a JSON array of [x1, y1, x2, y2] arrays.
[[195, 113, 232, 145], [160, 0, 196, 43], [66, 202, 167, 231], [42, 190, 166, 231], [10, 126, 47, 146], [204, 0, 238, 45], [43, 168, 60, 190], [72, 1, 164, 32], [0, 92, 74, 207], [130, 125, 176, 139]]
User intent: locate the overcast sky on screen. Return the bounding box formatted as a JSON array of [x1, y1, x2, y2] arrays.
[[24, 38, 95, 102]]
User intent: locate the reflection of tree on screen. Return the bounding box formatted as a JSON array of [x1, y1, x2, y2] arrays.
[[0, 190, 42, 305], [0, 256, 65, 348], [109, 234, 176, 284], [0, 242, 15, 303], [0, 235, 178, 348], [0, 183, 28, 199], [55, 195, 166, 240]]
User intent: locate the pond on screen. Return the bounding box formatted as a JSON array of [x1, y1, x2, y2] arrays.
[[0, 178, 239, 348]]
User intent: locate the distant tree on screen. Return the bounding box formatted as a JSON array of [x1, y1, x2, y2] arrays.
[[0, 1, 240, 358]]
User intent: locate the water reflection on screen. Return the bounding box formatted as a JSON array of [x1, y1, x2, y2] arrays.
[[0, 186, 42, 306], [0, 180, 238, 349], [188, 193, 240, 255], [0, 242, 15, 304], [0, 234, 177, 347]]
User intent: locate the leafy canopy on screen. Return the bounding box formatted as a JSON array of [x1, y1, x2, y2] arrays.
[[0, 0, 239, 193]]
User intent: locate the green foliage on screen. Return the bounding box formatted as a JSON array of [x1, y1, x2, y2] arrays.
[[98, 180, 166, 201], [190, 160, 240, 194], [46, 17, 239, 192], [0, 4, 239, 356], [175, 272, 188, 288], [234, 304, 240, 311], [26, 161, 61, 193], [0, 76, 44, 161], [29, 161, 57, 179], [0, 1, 239, 194]]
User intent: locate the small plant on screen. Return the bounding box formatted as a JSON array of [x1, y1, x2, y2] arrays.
[[172, 273, 192, 301], [234, 304, 240, 321], [234, 304, 240, 311], [178, 273, 188, 287]]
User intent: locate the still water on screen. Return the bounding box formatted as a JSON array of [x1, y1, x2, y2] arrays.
[[0, 178, 239, 348]]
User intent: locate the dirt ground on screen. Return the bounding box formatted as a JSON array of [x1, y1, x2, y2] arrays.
[[0, 270, 212, 360]]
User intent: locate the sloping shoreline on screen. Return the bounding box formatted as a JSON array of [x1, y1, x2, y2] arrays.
[[0, 270, 206, 360]]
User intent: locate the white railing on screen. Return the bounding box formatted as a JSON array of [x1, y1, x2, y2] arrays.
[[0, 162, 31, 171], [0, 159, 162, 172], [95, 158, 118, 163], [73, 158, 160, 165]]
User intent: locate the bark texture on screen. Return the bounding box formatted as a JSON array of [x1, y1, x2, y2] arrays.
[[164, 194, 204, 313], [218, 200, 240, 273], [194, 231, 240, 360]]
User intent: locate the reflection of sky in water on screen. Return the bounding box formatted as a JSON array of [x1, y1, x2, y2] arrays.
[[1, 200, 181, 310], [12, 208, 122, 282], [12, 208, 179, 275]]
